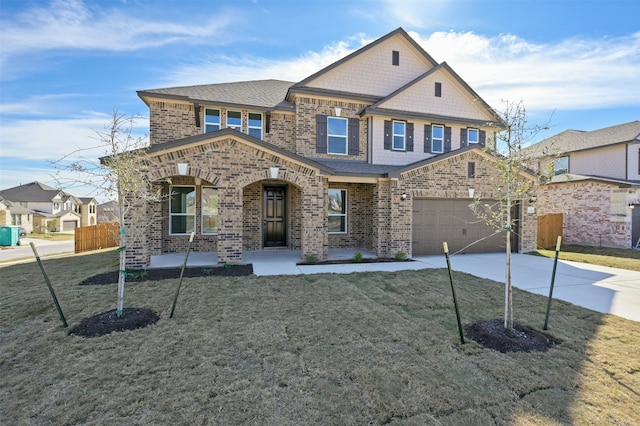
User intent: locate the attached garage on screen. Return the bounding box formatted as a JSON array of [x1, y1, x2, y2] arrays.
[[62, 220, 78, 232], [412, 198, 511, 255]]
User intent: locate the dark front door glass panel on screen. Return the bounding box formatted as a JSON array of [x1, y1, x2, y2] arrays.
[[263, 186, 286, 247]]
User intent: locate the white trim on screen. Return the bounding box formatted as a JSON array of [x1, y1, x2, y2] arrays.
[[327, 116, 348, 155], [226, 110, 242, 131], [328, 188, 348, 234], [201, 186, 218, 235], [248, 112, 263, 139], [169, 185, 196, 235], [432, 124, 444, 153], [204, 108, 220, 133], [468, 128, 479, 144], [392, 120, 406, 151]]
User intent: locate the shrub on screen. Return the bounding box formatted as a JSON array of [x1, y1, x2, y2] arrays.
[[395, 252, 408, 261], [351, 252, 364, 263], [305, 253, 319, 263]]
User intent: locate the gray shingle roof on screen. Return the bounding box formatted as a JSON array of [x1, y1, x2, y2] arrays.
[[309, 158, 400, 176], [0, 181, 63, 202], [527, 121, 640, 156], [138, 79, 295, 109]]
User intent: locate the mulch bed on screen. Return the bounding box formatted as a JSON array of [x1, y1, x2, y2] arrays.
[[464, 319, 557, 353], [79, 264, 254, 285], [69, 308, 160, 338], [297, 258, 414, 266]]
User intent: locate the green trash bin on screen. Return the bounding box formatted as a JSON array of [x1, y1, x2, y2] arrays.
[[0, 226, 20, 246]]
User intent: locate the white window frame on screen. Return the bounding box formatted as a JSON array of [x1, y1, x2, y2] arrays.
[[169, 185, 196, 235], [201, 186, 219, 235], [468, 128, 479, 144], [204, 108, 220, 133], [553, 156, 569, 175], [327, 116, 348, 155], [393, 120, 406, 151], [226, 110, 242, 131], [328, 189, 347, 234], [432, 125, 444, 153], [248, 112, 263, 139], [11, 214, 21, 226]]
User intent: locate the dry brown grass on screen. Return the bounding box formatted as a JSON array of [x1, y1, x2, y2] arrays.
[[1, 251, 639, 425], [533, 244, 640, 272]]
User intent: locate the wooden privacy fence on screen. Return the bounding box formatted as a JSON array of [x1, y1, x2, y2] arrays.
[[75, 223, 119, 253], [537, 213, 563, 249]]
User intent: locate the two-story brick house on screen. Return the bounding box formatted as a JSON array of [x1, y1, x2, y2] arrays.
[[125, 27, 537, 268], [0, 181, 97, 233], [528, 121, 640, 248]]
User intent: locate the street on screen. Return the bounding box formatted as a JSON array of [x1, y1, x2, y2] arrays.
[[0, 237, 75, 265]]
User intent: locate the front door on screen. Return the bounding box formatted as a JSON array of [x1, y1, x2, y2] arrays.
[[263, 186, 287, 247]]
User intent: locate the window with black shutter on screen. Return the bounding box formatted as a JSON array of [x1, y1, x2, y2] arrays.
[[316, 114, 327, 153]]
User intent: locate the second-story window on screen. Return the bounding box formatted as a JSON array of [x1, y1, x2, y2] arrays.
[[248, 113, 263, 139], [393, 121, 406, 150], [432, 125, 444, 153], [205, 108, 220, 133], [468, 128, 479, 144], [327, 117, 348, 155], [227, 111, 241, 131]]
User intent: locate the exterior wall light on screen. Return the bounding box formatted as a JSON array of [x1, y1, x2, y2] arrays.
[[177, 163, 188, 175], [400, 192, 407, 201], [630, 203, 635, 209]]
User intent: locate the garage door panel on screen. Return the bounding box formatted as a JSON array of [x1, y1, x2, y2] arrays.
[[412, 199, 505, 255]]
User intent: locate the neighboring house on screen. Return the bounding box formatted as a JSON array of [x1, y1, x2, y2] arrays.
[[527, 121, 640, 248], [0, 196, 34, 233], [97, 200, 119, 223], [79, 197, 98, 226], [124, 27, 538, 268], [0, 181, 95, 233]]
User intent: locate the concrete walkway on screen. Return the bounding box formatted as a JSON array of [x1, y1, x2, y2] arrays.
[[148, 250, 640, 322]]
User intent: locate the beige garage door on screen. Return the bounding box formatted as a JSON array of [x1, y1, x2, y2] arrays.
[[62, 220, 78, 232], [412, 199, 505, 255]]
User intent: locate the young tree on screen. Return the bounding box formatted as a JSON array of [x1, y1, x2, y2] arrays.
[[53, 110, 162, 316], [470, 100, 549, 330]]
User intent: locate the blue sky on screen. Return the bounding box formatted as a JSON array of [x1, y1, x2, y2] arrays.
[[1, 0, 639, 200]]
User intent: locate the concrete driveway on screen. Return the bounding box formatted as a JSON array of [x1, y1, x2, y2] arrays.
[[413, 253, 640, 323]]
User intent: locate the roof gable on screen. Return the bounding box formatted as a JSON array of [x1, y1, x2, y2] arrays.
[[366, 62, 502, 126], [290, 28, 439, 99], [0, 181, 62, 202]]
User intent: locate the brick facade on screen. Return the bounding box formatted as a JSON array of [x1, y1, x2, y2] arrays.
[[539, 181, 638, 248]]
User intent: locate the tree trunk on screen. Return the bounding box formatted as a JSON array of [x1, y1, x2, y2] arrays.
[[504, 190, 514, 329], [116, 186, 125, 317]]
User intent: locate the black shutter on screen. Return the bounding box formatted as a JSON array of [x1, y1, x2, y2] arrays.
[[424, 124, 432, 153], [384, 120, 392, 150], [406, 122, 414, 152], [460, 128, 467, 147], [479, 130, 486, 146], [348, 118, 359, 155], [265, 112, 271, 134], [194, 104, 201, 128], [316, 115, 327, 154], [445, 127, 452, 152]]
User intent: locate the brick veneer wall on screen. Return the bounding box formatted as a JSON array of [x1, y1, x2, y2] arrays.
[[126, 136, 329, 267], [328, 182, 375, 250], [149, 101, 199, 145], [397, 151, 538, 255], [294, 97, 369, 160], [538, 181, 631, 248], [265, 112, 296, 152]]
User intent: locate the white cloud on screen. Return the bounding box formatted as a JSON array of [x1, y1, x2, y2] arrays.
[[0, 0, 231, 62], [0, 112, 149, 161], [160, 38, 365, 87], [410, 30, 640, 110]]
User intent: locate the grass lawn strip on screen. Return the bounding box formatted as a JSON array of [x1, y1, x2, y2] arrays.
[[1, 251, 638, 424]]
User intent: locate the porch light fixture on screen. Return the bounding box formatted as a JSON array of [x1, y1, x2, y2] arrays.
[[270, 167, 279, 179], [177, 163, 189, 175], [468, 188, 475, 198], [334, 107, 341, 117], [400, 192, 407, 201], [529, 195, 537, 204], [630, 203, 635, 209]]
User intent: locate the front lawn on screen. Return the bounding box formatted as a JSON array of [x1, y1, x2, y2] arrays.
[[533, 244, 640, 272], [1, 251, 638, 424]]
